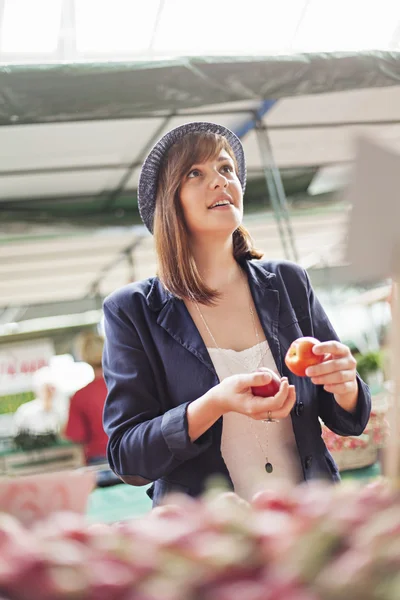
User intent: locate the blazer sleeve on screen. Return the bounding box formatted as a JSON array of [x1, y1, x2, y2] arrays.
[[102, 298, 213, 485], [304, 269, 372, 436]]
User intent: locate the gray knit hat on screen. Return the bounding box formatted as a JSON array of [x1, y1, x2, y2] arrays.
[[137, 121, 246, 233]]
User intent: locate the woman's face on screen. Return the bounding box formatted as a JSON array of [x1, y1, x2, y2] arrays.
[[179, 149, 243, 238]]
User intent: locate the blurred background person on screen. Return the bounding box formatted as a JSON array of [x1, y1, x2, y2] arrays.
[[64, 332, 108, 465], [13, 366, 65, 435]]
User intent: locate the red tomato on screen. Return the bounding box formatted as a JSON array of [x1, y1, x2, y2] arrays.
[[251, 370, 281, 397], [284, 336, 324, 377]]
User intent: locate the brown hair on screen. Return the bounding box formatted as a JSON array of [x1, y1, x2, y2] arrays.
[[153, 132, 263, 305], [77, 332, 104, 369]]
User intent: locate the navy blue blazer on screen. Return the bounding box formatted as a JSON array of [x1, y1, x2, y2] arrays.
[[102, 259, 371, 506]]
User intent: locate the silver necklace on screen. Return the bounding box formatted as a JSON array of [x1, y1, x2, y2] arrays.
[[193, 270, 276, 474]]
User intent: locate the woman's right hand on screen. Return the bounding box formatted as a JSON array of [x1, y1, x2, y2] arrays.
[[212, 371, 296, 421]]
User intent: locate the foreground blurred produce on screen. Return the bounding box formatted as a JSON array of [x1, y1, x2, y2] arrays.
[[0, 480, 399, 600]]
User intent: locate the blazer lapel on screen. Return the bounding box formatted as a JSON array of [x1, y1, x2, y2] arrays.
[[147, 267, 282, 377], [244, 261, 283, 375], [156, 295, 216, 375]]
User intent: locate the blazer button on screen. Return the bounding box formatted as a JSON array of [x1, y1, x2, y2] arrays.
[[295, 402, 304, 416], [305, 455, 313, 469]]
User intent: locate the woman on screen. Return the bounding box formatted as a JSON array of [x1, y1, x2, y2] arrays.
[[102, 122, 371, 506]]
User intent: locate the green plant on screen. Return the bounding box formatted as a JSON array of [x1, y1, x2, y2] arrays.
[[355, 351, 383, 381], [13, 430, 58, 451]]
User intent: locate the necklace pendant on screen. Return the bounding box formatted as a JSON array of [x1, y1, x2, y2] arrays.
[[265, 461, 273, 474]]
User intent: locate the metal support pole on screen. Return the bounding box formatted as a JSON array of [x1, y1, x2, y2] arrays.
[[86, 233, 146, 298], [0, 306, 26, 325], [101, 114, 175, 210], [93, 287, 103, 312], [148, 0, 166, 57], [58, 0, 77, 62], [261, 123, 299, 262], [254, 118, 299, 262], [125, 249, 136, 283]]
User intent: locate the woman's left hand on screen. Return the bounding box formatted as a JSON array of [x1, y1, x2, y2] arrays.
[[305, 341, 359, 413]]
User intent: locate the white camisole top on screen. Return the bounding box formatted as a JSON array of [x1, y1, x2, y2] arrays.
[[208, 340, 303, 501]]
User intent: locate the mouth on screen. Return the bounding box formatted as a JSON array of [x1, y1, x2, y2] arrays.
[[208, 195, 233, 209]]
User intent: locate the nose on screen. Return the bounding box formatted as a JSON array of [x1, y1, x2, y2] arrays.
[[209, 169, 228, 189]]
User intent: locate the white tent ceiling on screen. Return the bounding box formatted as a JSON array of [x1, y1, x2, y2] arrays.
[[0, 207, 347, 314], [2, 86, 400, 204], [1, 86, 399, 312]]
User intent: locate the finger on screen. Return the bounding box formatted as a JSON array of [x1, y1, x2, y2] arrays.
[[310, 369, 356, 386], [236, 371, 273, 390], [272, 377, 291, 409], [243, 379, 288, 417], [312, 341, 350, 358], [270, 385, 296, 418], [251, 378, 290, 412], [306, 356, 356, 378], [255, 385, 296, 420], [323, 380, 358, 395]]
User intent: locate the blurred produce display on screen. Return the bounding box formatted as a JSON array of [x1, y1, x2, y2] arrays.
[[322, 397, 389, 472], [0, 480, 399, 600]]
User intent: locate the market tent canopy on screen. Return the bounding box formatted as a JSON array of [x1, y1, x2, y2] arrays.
[[2, 55, 400, 209], [1, 52, 399, 315], [2, 52, 400, 126]]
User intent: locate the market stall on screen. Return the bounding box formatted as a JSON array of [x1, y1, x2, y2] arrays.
[[1, 4, 399, 596]]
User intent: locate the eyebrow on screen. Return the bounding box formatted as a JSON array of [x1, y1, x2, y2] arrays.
[[188, 155, 233, 170]]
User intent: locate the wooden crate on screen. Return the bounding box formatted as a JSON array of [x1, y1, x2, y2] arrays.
[[0, 444, 85, 477]]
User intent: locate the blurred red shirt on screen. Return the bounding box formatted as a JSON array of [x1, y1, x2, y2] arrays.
[[65, 376, 108, 463]]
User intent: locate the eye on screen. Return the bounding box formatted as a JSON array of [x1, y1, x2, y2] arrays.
[[221, 164, 233, 173], [187, 168, 202, 178]]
